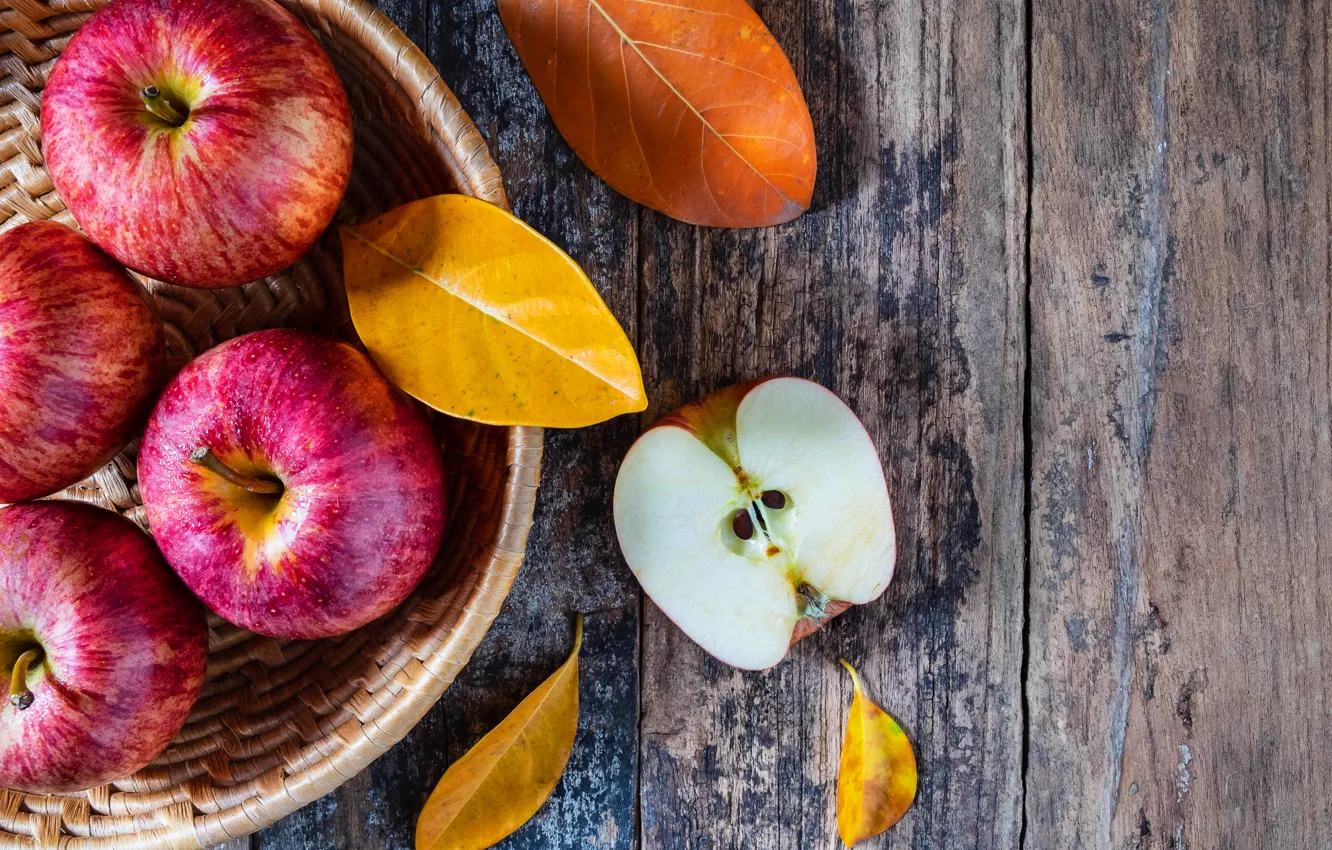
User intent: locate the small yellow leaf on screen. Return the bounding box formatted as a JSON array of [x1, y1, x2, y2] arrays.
[[416, 617, 583, 850], [837, 659, 917, 846], [343, 195, 647, 427]]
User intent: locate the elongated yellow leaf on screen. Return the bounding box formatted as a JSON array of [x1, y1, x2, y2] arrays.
[[837, 659, 917, 846], [417, 617, 583, 850], [343, 195, 646, 427]]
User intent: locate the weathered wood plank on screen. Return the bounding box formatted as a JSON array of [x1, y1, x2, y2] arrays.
[[254, 0, 643, 847], [635, 0, 1027, 845], [1027, 0, 1332, 845], [1026, 0, 1167, 841]]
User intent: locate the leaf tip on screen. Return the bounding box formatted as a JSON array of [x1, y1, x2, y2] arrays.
[[572, 614, 584, 654]]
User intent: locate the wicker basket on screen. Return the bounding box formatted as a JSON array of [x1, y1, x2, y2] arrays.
[[0, 0, 542, 846]]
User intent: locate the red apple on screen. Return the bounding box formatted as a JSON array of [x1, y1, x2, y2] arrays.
[[614, 377, 896, 670], [0, 500, 208, 795], [0, 221, 165, 503], [41, 0, 354, 288], [138, 329, 447, 639]]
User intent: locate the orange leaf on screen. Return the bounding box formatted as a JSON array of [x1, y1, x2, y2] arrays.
[[837, 659, 917, 846], [342, 195, 646, 428], [498, 0, 816, 228], [416, 617, 583, 850]]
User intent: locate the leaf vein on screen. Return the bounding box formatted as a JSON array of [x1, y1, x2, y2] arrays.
[[619, 0, 750, 24], [345, 229, 640, 401], [621, 37, 668, 208], [634, 40, 787, 88], [585, 0, 804, 214]]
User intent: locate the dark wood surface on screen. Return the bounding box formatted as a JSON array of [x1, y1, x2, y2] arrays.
[[243, 0, 1331, 847]]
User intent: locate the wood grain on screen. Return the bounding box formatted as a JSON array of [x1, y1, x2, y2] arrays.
[[634, 0, 1027, 845], [1028, 0, 1332, 846]]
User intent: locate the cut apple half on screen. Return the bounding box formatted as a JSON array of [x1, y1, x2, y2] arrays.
[[614, 377, 896, 670]]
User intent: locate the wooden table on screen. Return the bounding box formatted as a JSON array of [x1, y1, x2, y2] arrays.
[[244, 0, 1331, 845]]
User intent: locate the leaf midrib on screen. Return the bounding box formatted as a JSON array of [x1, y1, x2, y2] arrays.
[[345, 227, 641, 401], [584, 0, 804, 214], [421, 657, 577, 848]]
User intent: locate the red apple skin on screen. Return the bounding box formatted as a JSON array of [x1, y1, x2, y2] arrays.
[[41, 0, 353, 288], [0, 501, 208, 795], [0, 221, 165, 503], [138, 329, 447, 639]]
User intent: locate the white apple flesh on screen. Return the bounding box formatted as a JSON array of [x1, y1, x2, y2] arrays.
[[614, 377, 895, 670]]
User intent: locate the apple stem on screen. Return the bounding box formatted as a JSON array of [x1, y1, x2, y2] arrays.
[[9, 648, 42, 711], [190, 447, 283, 495], [141, 86, 188, 127]]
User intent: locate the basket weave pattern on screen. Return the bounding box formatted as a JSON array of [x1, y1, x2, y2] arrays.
[[0, 0, 542, 846]]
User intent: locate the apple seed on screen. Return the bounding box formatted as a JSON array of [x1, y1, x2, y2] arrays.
[[761, 490, 787, 510], [732, 509, 755, 540]]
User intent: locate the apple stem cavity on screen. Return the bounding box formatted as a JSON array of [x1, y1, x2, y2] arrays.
[[190, 447, 283, 495], [9, 648, 42, 711], [141, 85, 188, 127]]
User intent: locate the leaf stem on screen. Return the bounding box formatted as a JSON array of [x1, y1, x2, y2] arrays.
[[838, 657, 862, 692]]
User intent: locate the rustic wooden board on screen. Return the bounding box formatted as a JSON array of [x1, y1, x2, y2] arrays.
[[1027, 0, 1332, 846], [633, 0, 1028, 845]]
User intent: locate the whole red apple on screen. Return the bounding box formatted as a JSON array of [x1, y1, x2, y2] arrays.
[[0, 221, 165, 503], [0, 500, 208, 794], [138, 329, 447, 639], [41, 0, 353, 288]]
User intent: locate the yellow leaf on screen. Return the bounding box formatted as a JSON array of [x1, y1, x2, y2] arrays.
[[837, 659, 917, 846], [342, 195, 647, 427], [416, 617, 583, 850]]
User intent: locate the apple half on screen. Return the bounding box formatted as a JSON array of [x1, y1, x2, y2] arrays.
[[614, 377, 895, 670]]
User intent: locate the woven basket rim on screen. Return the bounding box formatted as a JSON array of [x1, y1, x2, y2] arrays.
[[0, 0, 541, 846]]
